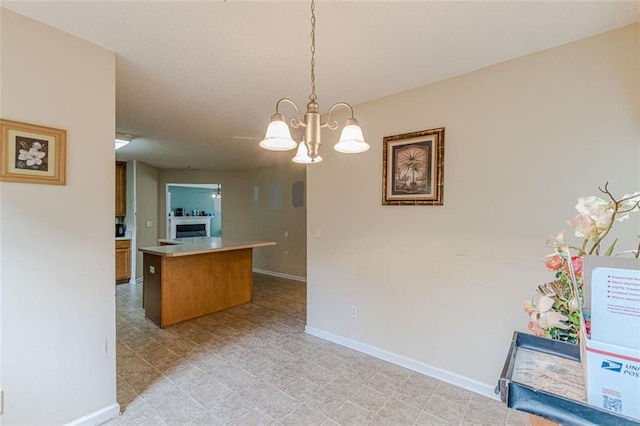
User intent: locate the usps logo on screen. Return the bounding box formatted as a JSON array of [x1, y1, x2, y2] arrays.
[[601, 360, 623, 373]]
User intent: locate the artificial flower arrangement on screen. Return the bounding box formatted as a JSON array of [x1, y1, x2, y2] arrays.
[[524, 184, 640, 344]]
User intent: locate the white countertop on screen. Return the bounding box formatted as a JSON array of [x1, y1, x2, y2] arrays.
[[116, 237, 131, 241], [138, 237, 276, 257]]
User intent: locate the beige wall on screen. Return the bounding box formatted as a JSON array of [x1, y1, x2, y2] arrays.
[[135, 161, 160, 279], [249, 164, 307, 279], [0, 9, 118, 424], [307, 24, 640, 392]]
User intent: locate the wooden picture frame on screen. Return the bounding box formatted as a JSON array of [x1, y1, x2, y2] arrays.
[[383, 127, 444, 205], [0, 119, 66, 185]]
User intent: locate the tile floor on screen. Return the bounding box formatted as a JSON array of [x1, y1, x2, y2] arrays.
[[108, 274, 527, 425]]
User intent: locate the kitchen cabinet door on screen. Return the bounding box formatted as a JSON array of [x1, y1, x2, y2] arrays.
[[115, 161, 126, 217], [116, 239, 131, 284]]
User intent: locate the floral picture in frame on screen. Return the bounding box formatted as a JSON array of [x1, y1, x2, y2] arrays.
[[382, 127, 444, 205], [0, 119, 66, 185]]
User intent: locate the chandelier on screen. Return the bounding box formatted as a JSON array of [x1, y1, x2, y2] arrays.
[[259, 0, 369, 164]]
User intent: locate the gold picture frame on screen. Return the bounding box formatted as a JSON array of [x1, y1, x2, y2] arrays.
[[0, 119, 67, 185], [383, 127, 444, 205]]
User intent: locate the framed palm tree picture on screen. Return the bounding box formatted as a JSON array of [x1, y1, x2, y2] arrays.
[[382, 127, 444, 205]]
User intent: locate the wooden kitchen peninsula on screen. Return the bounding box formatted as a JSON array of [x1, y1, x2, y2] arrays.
[[138, 237, 275, 328]]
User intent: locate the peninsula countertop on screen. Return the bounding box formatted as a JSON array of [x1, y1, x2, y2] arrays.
[[138, 237, 276, 257]]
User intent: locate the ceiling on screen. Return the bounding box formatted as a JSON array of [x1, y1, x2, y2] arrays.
[[3, 1, 639, 170]]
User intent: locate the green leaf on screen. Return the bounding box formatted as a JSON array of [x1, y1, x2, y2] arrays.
[[604, 239, 618, 256]]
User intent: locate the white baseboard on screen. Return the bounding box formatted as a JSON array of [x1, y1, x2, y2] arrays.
[[304, 326, 498, 401], [65, 402, 120, 426], [253, 268, 306, 283], [135, 277, 143, 285]]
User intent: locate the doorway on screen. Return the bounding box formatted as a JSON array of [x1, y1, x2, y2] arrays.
[[166, 183, 222, 239]]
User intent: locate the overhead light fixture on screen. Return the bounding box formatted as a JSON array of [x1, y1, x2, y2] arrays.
[[115, 133, 133, 150], [293, 139, 322, 164], [211, 186, 222, 199], [259, 0, 369, 164]]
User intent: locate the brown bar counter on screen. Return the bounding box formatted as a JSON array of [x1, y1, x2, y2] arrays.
[[138, 237, 276, 328]]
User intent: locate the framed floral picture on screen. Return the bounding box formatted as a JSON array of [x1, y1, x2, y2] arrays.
[[0, 119, 67, 185], [382, 127, 444, 205]]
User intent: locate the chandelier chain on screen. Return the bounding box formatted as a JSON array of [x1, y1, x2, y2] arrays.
[[309, 0, 317, 102], [259, 0, 368, 161]]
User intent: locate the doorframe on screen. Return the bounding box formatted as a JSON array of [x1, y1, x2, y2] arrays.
[[165, 183, 221, 239]]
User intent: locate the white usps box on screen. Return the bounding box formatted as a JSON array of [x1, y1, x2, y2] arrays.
[[581, 256, 640, 420], [581, 336, 640, 420]]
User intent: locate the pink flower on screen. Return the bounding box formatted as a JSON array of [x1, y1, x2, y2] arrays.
[[563, 256, 583, 276], [523, 300, 534, 316], [567, 214, 596, 239], [528, 321, 545, 337], [545, 255, 563, 271]]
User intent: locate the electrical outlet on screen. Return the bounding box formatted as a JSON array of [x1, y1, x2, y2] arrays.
[[284, 230, 289, 238], [351, 305, 358, 318], [149, 266, 155, 274], [146, 220, 153, 228], [315, 226, 322, 239]]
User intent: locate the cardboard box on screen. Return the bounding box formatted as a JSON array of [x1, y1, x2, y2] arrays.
[[581, 256, 640, 421], [581, 336, 640, 420]]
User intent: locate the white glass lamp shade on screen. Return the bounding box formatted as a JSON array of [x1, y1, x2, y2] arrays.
[[292, 141, 322, 164], [259, 119, 297, 151], [334, 123, 369, 153]]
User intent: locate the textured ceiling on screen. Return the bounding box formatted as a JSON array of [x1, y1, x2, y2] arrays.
[[3, 1, 639, 170]]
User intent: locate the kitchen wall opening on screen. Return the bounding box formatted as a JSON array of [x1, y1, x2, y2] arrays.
[[166, 183, 222, 239]]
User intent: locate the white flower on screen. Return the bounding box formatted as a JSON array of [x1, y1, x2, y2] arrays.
[[538, 310, 571, 330], [31, 142, 43, 150], [534, 295, 554, 313], [573, 196, 616, 236], [568, 297, 581, 311], [18, 149, 31, 161], [524, 295, 570, 330], [576, 196, 611, 218], [616, 192, 640, 221], [549, 229, 570, 256], [18, 147, 46, 166]]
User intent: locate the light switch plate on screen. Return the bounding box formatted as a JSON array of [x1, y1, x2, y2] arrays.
[[149, 266, 155, 274]]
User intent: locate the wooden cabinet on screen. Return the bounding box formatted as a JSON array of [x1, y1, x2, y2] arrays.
[[141, 248, 254, 328], [115, 161, 126, 217], [116, 239, 131, 284]]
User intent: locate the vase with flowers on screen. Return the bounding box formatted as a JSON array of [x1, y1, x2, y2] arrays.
[[524, 184, 640, 344]]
